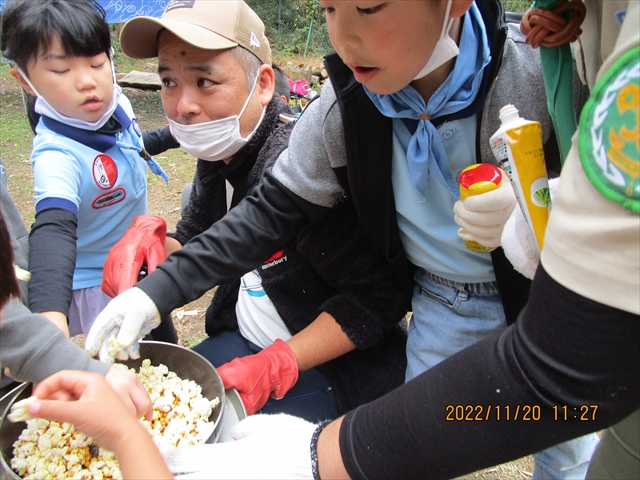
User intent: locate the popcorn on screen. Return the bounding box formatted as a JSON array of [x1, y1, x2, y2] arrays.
[[10, 360, 219, 479], [107, 336, 122, 360], [7, 396, 36, 423]]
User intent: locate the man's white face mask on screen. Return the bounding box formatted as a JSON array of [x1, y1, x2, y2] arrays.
[[168, 71, 266, 162], [413, 0, 460, 80]]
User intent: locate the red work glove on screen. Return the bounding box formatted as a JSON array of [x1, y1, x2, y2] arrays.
[[217, 339, 299, 415], [101, 215, 167, 298]]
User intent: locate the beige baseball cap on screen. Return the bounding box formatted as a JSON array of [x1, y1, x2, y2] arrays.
[[119, 0, 271, 64]]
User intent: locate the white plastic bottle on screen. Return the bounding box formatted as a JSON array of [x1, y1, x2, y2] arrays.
[[490, 104, 551, 251]]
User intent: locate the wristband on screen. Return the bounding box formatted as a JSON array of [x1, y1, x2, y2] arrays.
[[310, 420, 332, 480]]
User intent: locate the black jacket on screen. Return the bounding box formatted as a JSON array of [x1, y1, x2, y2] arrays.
[[168, 95, 408, 414]]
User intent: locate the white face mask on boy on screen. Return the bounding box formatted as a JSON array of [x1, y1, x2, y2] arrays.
[[168, 72, 266, 162], [413, 0, 460, 80]]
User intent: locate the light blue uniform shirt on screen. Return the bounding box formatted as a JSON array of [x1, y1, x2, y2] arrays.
[[31, 95, 148, 290], [391, 116, 496, 283]]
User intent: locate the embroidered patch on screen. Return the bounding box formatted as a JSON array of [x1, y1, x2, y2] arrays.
[[249, 32, 261, 49], [92, 188, 126, 209], [131, 118, 142, 137], [579, 46, 640, 213], [93, 154, 118, 189]]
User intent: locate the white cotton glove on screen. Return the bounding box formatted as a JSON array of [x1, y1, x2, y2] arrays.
[[501, 177, 559, 279], [162, 413, 317, 479], [454, 179, 517, 249], [85, 287, 161, 363]]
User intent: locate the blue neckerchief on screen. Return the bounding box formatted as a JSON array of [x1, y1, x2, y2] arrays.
[[41, 105, 169, 184], [365, 3, 491, 198], [42, 105, 130, 152]]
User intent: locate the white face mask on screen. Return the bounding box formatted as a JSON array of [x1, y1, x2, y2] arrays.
[[413, 0, 460, 80], [168, 72, 266, 162], [18, 53, 121, 131]]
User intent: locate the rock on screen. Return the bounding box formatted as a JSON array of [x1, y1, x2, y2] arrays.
[[312, 68, 328, 79], [118, 70, 162, 91]]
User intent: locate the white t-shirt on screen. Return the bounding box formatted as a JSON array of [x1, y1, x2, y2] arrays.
[[236, 270, 292, 349]]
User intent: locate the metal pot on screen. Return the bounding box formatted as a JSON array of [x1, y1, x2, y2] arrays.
[[0, 341, 227, 479]]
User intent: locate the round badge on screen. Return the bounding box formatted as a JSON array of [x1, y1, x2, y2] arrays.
[[93, 154, 118, 189], [579, 46, 639, 213], [132, 118, 142, 137]]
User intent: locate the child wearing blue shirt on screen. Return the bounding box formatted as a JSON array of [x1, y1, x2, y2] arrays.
[[1, 0, 176, 341]]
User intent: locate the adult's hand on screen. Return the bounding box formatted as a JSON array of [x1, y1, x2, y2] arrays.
[[85, 287, 161, 363], [162, 414, 316, 479], [217, 339, 299, 415], [454, 179, 517, 248], [101, 215, 167, 298], [502, 177, 559, 279], [104, 366, 153, 420]]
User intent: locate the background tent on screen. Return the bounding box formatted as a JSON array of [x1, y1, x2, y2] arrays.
[[0, 0, 167, 22]]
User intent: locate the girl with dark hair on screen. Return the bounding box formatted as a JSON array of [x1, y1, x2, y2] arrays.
[[0, 0, 177, 341]]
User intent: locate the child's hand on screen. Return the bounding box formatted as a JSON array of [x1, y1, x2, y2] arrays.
[[101, 215, 167, 298], [85, 287, 161, 362], [41, 311, 70, 338], [28, 370, 141, 452], [453, 180, 517, 248], [104, 366, 153, 420]]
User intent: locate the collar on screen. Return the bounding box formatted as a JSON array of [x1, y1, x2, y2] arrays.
[[41, 105, 132, 151], [221, 95, 294, 188]]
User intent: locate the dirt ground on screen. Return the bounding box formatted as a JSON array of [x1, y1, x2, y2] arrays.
[[1, 75, 536, 479]]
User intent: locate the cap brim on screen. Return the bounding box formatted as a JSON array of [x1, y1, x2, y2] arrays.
[[120, 17, 237, 59]]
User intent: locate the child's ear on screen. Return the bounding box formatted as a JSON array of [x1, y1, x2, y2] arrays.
[[450, 0, 474, 18], [9, 68, 36, 96]]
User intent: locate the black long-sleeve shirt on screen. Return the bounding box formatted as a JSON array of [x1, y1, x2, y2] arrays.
[[338, 266, 639, 479]]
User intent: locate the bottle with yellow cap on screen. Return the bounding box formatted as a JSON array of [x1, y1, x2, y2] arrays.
[[458, 163, 505, 253]]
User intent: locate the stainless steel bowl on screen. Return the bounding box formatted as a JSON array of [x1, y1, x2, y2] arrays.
[[0, 341, 226, 479]]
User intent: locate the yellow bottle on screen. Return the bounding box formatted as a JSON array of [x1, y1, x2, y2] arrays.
[[489, 104, 551, 251], [459, 163, 504, 253]]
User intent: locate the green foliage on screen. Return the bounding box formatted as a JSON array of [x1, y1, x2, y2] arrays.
[[504, 0, 533, 13], [246, 0, 531, 58], [246, 0, 332, 56]]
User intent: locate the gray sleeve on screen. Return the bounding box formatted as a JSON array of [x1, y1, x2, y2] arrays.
[[272, 79, 346, 208], [0, 298, 110, 384], [1, 166, 30, 302]]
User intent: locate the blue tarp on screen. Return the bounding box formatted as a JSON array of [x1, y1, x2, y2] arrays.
[[0, 0, 167, 23]]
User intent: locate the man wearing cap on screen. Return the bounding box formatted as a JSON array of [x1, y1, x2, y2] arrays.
[[98, 0, 408, 422]]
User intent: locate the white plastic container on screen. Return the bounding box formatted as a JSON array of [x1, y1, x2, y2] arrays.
[[490, 105, 551, 251]]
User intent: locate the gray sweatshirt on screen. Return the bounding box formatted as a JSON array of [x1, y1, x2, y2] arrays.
[[0, 160, 108, 387]]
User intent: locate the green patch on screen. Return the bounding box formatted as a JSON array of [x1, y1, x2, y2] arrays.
[[579, 46, 640, 213]]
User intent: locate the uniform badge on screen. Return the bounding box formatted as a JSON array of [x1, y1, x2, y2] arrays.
[[92, 188, 126, 209], [132, 118, 142, 137], [579, 46, 639, 213], [93, 154, 118, 189]]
